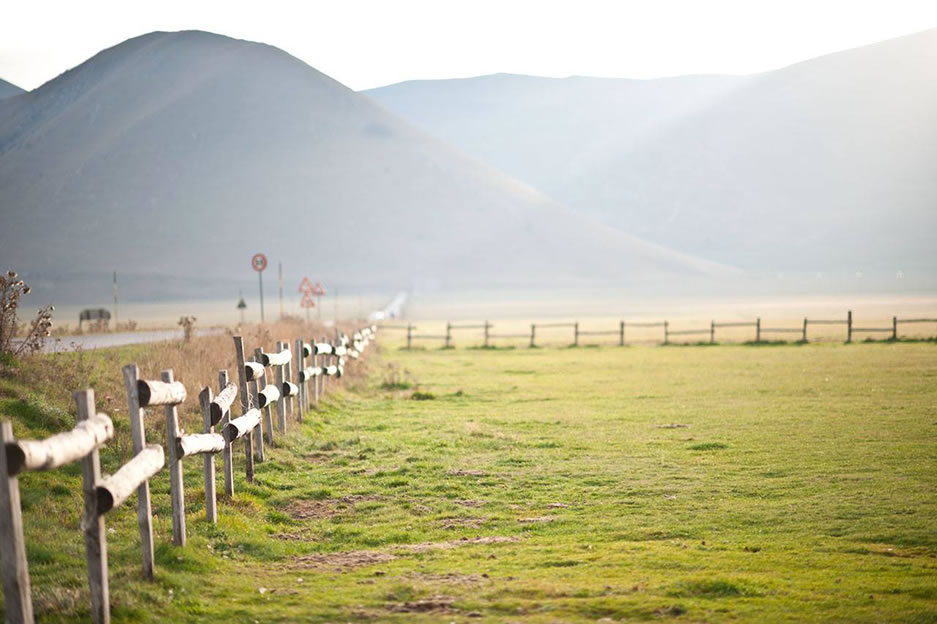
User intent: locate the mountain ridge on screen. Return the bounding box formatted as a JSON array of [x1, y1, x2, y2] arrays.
[[366, 27, 937, 274], [0, 30, 734, 304]]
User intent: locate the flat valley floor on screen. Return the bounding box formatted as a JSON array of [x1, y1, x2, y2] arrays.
[[3, 341, 936, 622]]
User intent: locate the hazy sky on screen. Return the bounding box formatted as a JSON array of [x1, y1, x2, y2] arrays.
[[2, 0, 937, 91]]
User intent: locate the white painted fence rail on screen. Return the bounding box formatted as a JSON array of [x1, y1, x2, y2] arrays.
[[5, 414, 113, 476], [96, 445, 165, 514]]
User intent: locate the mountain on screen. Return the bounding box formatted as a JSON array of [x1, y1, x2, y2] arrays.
[[0, 78, 24, 100], [366, 28, 937, 275], [0, 31, 734, 304]]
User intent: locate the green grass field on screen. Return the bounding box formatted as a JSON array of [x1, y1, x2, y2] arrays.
[[2, 341, 936, 622]]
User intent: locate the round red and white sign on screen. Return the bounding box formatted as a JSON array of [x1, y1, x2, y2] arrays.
[[251, 253, 267, 272]]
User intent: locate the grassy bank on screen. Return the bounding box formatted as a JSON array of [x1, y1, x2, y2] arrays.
[[1, 339, 935, 622]]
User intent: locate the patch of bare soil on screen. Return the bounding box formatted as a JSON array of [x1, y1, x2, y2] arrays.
[[439, 516, 488, 530], [286, 499, 337, 520], [271, 531, 315, 541], [293, 550, 396, 571], [545, 502, 569, 508], [454, 499, 487, 507], [517, 516, 555, 524], [388, 596, 457, 614], [303, 452, 333, 463], [656, 423, 689, 429], [404, 572, 491, 586], [403, 536, 519, 552], [447, 469, 488, 477]]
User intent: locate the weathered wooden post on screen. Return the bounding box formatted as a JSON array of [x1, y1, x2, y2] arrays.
[[620, 321, 625, 347], [295, 338, 306, 418], [252, 349, 275, 448], [75, 389, 110, 624], [232, 336, 255, 482], [120, 364, 155, 579], [219, 370, 235, 497], [573, 322, 579, 347], [802, 317, 808, 343], [710, 320, 715, 344], [284, 342, 294, 422], [847, 310, 853, 343], [445, 322, 451, 348], [406, 324, 413, 350], [0, 421, 33, 624], [892, 316, 898, 341], [484, 321, 490, 348], [312, 338, 320, 406], [530, 323, 536, 348], [275, 341, 287, 433], [161, 371, 186, 546], [755, 318, 761, 343], [199, 389, 217, 523], [663, 321, 669, 345]]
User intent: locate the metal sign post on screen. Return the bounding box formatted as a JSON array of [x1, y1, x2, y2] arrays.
[[298, 277, 316, 324], [251, 253, 267, 323]]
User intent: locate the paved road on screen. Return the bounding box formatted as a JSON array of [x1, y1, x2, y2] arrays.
[[40, 327, 226, 353]]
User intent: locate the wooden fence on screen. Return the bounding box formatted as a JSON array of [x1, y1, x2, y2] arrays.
[[0, 325, 376, 624], [380, 312, 937, 348]]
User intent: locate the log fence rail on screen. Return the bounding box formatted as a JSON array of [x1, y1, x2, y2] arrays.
[[0, 324, 377, 624]]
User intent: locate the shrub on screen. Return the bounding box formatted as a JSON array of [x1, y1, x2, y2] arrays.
[[0, 270, 53, 358]]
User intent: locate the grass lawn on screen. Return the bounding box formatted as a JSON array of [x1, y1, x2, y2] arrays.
[[2, 341, 936, 622]]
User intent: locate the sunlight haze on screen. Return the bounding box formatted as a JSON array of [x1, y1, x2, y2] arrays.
[[2, 0, 937, 90]]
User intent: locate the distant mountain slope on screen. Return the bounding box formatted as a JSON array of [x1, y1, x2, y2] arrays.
[[0, 31, 731, 302], [0, 78, 24, 99], [367, 28, 937, 274]]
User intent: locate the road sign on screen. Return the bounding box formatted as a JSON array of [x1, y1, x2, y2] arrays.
[[299, 277, 313, 293], [300, 294, 316, 308], [313, 282, 326, 296], [251, 253, 267, 322]]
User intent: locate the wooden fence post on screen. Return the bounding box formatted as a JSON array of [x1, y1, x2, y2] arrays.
[[285, 342, 295, 422], [620, 321, 625, 347], [321, 335, 329, 391], [802, 317, 808, 343], [198, 388, 217, 524], [755, 318, 761, 343], [253, 349, 274, 449], [75, 389, 110, 624], [232, 336, 255, 482], [295, 338, 306, 419], [0, 421, 34, 624], [219, 370, 234, 497], [892, 316, 898, 341], [530, 324, 536, 348], [710, 320, 715, 344], [160, 370, 186, 547], [663, 321, 669, 345], [574, 322, 579, 347], [406, 324, 412, 350], [276, 341, 287, 433], [312, 338, 320, 406], [484, 321, 490, 348], [847, 310, 853, 343], [120, 364, 155, 580], [445, 322, 451, 348]]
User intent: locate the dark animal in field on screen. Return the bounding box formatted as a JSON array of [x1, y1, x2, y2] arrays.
[[79, 308, 111, 329]]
